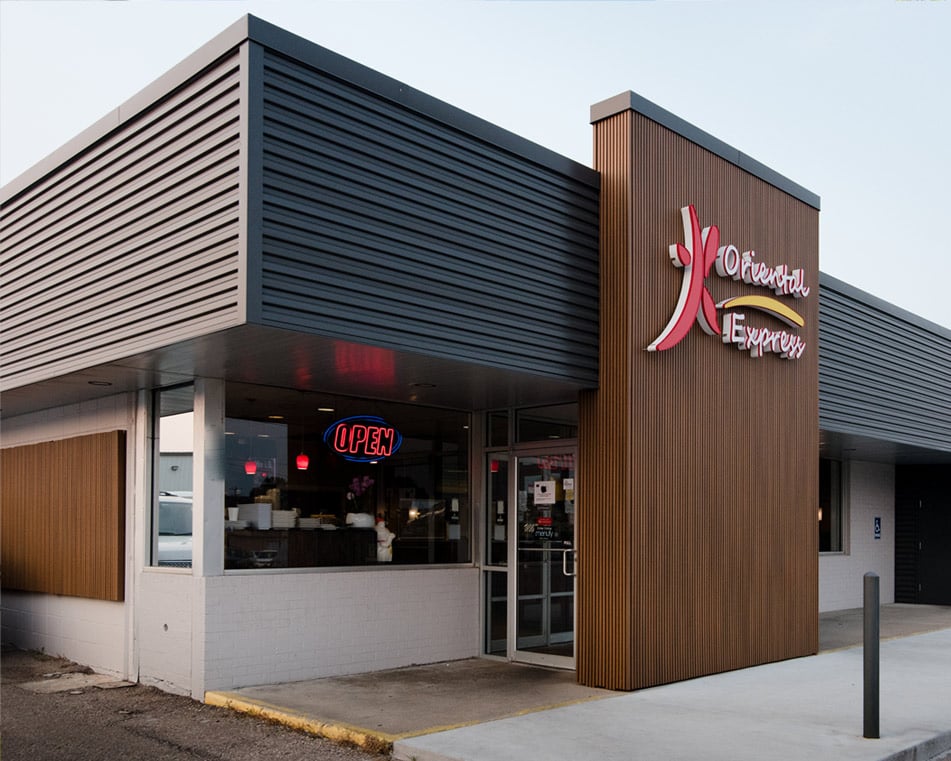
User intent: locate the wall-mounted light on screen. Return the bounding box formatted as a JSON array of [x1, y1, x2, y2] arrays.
[[296, 452, 310, 471], [818, 508, 823, 522], [245, 460, 257, 475]]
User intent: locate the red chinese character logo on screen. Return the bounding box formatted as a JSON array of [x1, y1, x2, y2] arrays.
[[647, 205, 720, 352]]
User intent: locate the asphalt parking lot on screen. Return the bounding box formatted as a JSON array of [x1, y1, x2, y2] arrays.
[[0, 646, 382, 761]]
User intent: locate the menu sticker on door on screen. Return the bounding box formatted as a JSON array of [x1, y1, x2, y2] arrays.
[[534, 480, 556, 505], [563, 478, 575, 501]]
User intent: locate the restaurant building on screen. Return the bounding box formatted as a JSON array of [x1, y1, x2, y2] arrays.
[[2, 16, 949, 698]]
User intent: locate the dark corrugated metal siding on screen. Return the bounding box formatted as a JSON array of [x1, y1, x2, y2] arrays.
[[819, 274, 951, 452], [0, 50, 245, 390], [256, 48, 600, 385]]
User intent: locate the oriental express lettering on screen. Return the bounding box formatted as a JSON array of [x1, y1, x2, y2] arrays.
[[323, 416, 403, 462], [647, 205, 810, 360]]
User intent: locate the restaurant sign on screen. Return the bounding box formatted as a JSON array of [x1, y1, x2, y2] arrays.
[[323, 416, 403, 462], [647, 205, 809, 359]]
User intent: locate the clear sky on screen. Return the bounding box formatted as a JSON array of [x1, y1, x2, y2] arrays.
[[2, 0, 948, 330]]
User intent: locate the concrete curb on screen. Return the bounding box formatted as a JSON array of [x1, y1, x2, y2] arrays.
[[880, 731, 951, 761], [205, 688, 611, 756], [205, 691, 396, 754]]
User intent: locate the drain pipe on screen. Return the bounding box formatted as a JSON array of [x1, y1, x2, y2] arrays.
[[864, 572, 880, 739]]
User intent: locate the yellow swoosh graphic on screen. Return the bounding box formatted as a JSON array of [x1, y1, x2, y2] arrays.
[[718, 295, 805, 328]]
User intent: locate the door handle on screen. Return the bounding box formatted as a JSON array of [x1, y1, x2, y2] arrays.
[[562, 548, 577, 577]]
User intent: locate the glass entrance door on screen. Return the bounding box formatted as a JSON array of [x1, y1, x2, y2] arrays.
[[513, 452, 576, 667]]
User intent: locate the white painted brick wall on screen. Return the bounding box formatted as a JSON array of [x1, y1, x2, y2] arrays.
[[201, 567, 481, 692], [136, 571, 195, 695], [0, 394, 137, 678], [819, 460, 895, 612], [0, 590, 127, 676]]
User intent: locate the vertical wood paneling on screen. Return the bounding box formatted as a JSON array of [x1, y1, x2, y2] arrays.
[[0, 50, 246, 391], [0, 431, 126, 601], [579, 109, 819, 690]]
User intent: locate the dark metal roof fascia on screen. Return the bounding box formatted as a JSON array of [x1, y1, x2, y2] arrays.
[[0, 16, 252, 205], [244, 15, 598, 188], [819, 271, 951, 340], [1, 14, 599, 204], [591, 90, 820, 211]]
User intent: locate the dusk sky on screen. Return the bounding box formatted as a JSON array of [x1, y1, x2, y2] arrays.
[[2, 0, 948, 330]]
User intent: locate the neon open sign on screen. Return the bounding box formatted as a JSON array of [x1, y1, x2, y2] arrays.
[[323, 416, 403, 463]]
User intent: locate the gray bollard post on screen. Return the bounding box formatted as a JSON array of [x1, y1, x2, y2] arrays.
[[864, 572, 880, 739]]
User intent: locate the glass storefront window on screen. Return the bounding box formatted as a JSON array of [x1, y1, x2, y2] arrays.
[[153, 385, 195, 568], [223, 383, 470, 569], [516, 404, 578, 442], [487, 411, 509, 447]]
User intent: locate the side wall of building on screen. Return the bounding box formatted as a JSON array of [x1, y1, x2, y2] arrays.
[[0, 395, 138, 677], [0, 44, 247, 392], [819, 460, 895, 612]]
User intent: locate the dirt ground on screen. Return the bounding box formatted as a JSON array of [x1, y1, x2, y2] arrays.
[[0, 646, 386, 761]]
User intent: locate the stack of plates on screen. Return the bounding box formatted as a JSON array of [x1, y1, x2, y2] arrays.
[[225, 519, 250, 530], [298, 518, 321, 529], [271, 510, 297, 529]]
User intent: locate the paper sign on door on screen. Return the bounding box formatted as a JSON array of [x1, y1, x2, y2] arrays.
[[534, 480, 556, 505]]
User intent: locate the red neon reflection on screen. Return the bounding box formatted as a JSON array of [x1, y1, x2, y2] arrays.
[[334, 343, 396, 387], [244, 460, 257, 475], [296, 453, 310, 471]]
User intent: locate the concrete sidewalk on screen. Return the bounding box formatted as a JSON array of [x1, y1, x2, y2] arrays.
[[206, 605, 951, 760], [394, 628, 951, 761]]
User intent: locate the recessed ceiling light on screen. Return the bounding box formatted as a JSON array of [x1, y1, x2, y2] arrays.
[[268, 415, 285, 420], [317, 407, 335, 413]]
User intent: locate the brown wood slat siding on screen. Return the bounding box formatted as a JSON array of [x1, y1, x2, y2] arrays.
[[0, 431, 126, 601], [255, 50, 600, 384], [579, 110, 819, 691], [579, 110, 634, 688], [0, 51, 245, 390]]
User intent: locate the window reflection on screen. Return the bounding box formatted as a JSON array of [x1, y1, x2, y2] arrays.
[[154, 385, 194, 569], [223, 383, 470, 569]]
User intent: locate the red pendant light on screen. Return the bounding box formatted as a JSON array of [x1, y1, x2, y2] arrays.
[[296, 452, 310, 471], [244, 459, 257, 475]]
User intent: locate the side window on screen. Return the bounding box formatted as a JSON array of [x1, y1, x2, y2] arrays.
[[819, 458, 844, 553], [153, 385, 195, 568]]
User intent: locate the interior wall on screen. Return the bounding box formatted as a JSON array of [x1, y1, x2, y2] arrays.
[[819, 460, 895, 612]]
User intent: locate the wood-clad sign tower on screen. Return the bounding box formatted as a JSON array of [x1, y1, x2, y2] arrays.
[[578, 93, 820, 690]]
